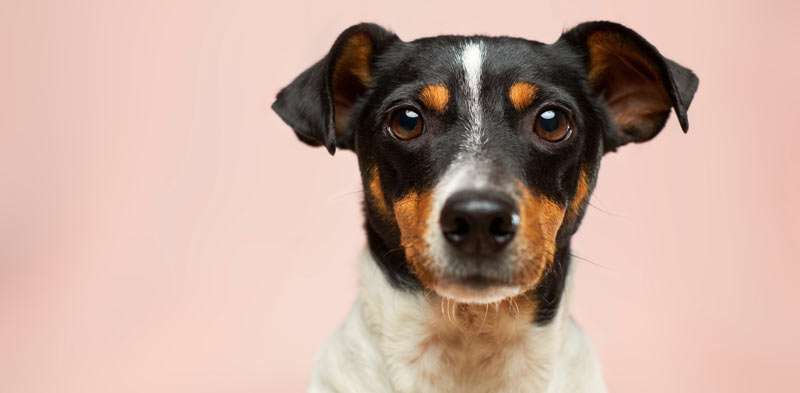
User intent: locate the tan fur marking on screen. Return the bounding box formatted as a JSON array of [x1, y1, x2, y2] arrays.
[[514, 182, 565, 288], [419, 84, 450, 113], [393, 191, 436, 286], [332, 33, 373, 87], [331, 33, 374, 134], [568, 168, 590, 221], [586, 32, 671, 131], [368, 167, 390, 218], [508, 82, 538, 111], [409, 295, 537, 390]]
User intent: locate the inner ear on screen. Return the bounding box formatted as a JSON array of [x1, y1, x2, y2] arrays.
[[331, 33, 374, 137], [587, 32, 672, 144]]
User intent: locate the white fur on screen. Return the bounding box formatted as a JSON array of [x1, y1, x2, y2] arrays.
[[460, 41, 486, 153], [309, 250, 607, 393]]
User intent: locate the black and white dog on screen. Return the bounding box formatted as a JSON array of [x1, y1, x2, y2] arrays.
[[273, 21, 698, 393]]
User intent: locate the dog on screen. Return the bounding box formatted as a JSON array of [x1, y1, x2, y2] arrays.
[[272, 21, 698, 393]]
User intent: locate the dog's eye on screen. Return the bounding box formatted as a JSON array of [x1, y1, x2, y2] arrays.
[[389, 108, 424, 140], [533, 109, 572, 142]]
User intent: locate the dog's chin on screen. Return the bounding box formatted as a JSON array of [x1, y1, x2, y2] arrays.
[[433, 279, 523, 305]]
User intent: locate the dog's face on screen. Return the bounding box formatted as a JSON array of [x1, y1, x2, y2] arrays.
[[273, 22, 697, 309]]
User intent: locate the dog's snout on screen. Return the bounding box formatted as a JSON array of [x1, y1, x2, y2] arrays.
[[440, 190, 519, 255]]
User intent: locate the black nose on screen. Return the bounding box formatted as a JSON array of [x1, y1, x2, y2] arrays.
[[439, 190, 519, 255]]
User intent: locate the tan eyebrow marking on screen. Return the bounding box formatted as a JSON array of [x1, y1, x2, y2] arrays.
[[419, 84, 450, 113], [508, 82, 538, 111]]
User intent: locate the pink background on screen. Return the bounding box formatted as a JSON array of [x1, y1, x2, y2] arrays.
[[2, 1, 799, 392]]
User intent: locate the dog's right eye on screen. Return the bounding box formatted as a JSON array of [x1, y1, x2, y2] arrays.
[[388, 108, 424, 140]]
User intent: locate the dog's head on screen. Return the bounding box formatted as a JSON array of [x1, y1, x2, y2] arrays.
[[273, 22, 697, 309]]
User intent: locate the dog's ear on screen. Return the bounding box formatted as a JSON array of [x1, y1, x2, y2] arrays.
[[271, 23, 400, 155], [558, 21, 698, 152]]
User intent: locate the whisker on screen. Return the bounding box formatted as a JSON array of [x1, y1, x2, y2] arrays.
[[446, 298, 454, 324], [382, 247, 405, 258], [569, 252, 614, 271], [479, 303, 490, 331], [326, 189, 364, 201], [421, 289, 434, 305], [588, 201, 627, 219]]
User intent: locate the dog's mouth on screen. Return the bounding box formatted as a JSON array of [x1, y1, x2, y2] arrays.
[[433, 274, 524, 304], [434, 282, 523, 304]]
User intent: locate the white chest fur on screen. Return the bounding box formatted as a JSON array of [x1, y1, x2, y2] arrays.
[[308, 251, 606, 393]]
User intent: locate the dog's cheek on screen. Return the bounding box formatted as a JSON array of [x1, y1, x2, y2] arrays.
[[368, 167, 391, 219], [566, 167, 590, 224], [393, 190, 437, 287], [514, 182, 566, 287]]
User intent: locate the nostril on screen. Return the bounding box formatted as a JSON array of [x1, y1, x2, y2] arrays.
[[444, 216, 471, 243], [488, 213, 518, 243]]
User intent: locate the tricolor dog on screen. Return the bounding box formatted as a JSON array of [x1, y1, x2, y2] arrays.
[[272, 21, 698, 393]]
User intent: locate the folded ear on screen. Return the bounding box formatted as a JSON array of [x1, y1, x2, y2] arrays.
[[271, 23, 399, 155], [558, 21, 699, 151]]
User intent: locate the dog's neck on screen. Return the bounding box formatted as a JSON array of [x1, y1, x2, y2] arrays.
[[355, 249, 575, 392]]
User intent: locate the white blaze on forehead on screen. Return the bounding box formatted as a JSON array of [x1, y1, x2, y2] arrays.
[[460, 41, 485, 153]]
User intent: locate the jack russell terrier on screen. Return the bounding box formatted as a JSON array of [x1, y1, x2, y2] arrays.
[[272, 21, 698, 393]]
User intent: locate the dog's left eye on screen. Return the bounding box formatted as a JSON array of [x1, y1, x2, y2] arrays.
[[533, 108, 572, 142], [388, 108, 424, 140]]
